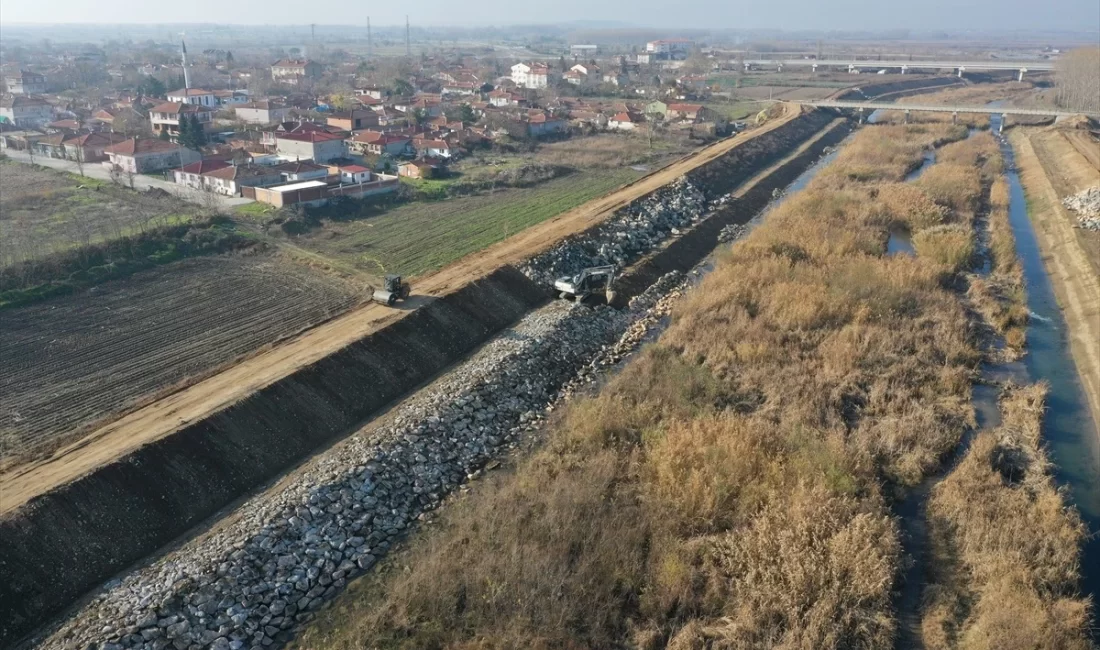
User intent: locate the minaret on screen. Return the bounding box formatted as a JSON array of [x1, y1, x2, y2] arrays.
[[367, 17, 372, 60], [405, 16, 410, 57], [181, 39, 191, 89]]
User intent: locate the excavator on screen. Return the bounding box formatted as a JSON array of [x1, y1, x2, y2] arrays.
[[554, 265, 616, 303], [371, 274, 412, 306]]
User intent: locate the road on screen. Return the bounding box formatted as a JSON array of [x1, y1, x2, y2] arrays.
[[1, 149, 254, 208], [793, 99, 1096, 119], [0, 104, 804, 514], [744, 58, 1054, 71]]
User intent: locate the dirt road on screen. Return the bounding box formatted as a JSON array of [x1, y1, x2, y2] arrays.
[[1010, 128, 1100, 441], [0, 104, 800, 515]]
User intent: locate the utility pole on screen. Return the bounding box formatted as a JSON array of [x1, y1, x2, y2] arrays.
[[406, 15, 411, 57], [367, 17, 372, 60]]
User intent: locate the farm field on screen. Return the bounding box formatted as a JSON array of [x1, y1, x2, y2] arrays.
[[0, 253, 360, 467], [295, 167, 643, 278], [0, 159, 204, 266]]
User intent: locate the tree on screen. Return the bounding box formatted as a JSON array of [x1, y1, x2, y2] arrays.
[[457, 103, 476, 125], [188, 114, 207, 148], [225, 50, 234, 70], [393, 78, 414, 96], [558, 55, 568, 72], [73, 143, 85, 177], [177, 113, 192, 147], [412, 107, 429, 126], [1054, 48, 1100, 113], [137, 76, 166, 98]]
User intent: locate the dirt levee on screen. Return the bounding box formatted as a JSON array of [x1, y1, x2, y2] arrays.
[[0, 266, 546, 645]]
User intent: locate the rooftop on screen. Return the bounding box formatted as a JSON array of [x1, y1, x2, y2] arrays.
[[271, 180, 327, 192]]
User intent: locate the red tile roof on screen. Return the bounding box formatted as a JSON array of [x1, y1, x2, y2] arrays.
[[176, 159, 231, 174], [667, 103, 703, 113], [150, 101, 215, 114], [167, 88, 214, 97], [340, 164, 370, 173], [276, 131, 345, 143], [103, 137, 183, 156]]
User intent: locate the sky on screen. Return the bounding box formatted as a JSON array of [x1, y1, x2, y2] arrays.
[[1, 0, 1098, 32]]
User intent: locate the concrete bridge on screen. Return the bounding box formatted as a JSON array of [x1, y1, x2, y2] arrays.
[[744, 58, 1055, 81], [792, 99, 1097, 131]]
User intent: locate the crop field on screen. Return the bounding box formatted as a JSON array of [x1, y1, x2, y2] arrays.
[[0, 253, 360, 466], [0, 160, 204, 266], [295, 168, 642, 278]]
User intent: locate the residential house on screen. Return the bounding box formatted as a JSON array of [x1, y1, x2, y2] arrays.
[[46, 119, 81, 132], [602, 73, 628, 86], [563, 70, 588, 86], [33, 133, 68, 158], [365, 134, 411, 157], [645, 100, 669, 118], [166, 88, 217, 107], [272, 160, 330, 182], [173, 159, 233, 191], [149, 101, 216, 138], [103, 137, 200, 173], [412, 138, 453, 159], [608, 111, 643, 131], [524, 112, 568, 137], [213, 90, 249, 105], [676, 74, 709, 91], [271, 59, 322, 85], [510, 63, 549, 89], [664, 103, 708, 121], [0, 95, 54, 127], [488, 90, 522, 107], [569, 110, 607, 129], [0, 129, 46, 152], [570, 44, 599, 57], [326, 109, 379, 131], [274, 130, 346, 163], [202, 164, 284, 195], [234, 100, 290, 125], [62, 131, 129, 162], [354, 86, 386, 100], [332, 164, 371, 184], [261, 120, 337, 150], [397, 158, 442, 179], [4, 70, 47, 95], [442, 81, 479, 96]]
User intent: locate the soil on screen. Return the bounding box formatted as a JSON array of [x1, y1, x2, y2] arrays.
[[1010, 127, 1100, 441], [0, 104, 802, 516]]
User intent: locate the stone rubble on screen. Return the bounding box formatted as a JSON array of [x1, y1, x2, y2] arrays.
[[37, 168, 757, 650], [718, 223, 749, 243], [520, 176, 709, 285], [1062, 186, 1100, 231]]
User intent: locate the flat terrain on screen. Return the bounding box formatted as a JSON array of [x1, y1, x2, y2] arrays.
[[1011, 126, 1100, 439], [0, 254, 360, 468], [296, 168, 641, 277], [0, 160, 204, 265], [0, 103, 801, 515]]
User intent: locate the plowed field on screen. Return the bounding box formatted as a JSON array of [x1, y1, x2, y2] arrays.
[[0, 254, 359, 467]]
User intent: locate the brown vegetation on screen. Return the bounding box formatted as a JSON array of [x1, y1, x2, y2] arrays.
[[1054, 48, 1100, 114], [294, 122, 1079, 649], [921, 384, 1091, 649]]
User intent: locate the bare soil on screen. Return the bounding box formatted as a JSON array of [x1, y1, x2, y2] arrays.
[[0, 254, 360, 470], [0, 104, 801, 515], [1010, 128, 1100, 441]]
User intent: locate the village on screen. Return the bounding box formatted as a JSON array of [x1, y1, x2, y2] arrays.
[[0, 37, 741, 209]]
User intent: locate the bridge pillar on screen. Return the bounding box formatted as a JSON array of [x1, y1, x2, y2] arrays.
[[848, 64, 855, 74], [904, 109, 911, 124], [1000, 113, 1008, 133], [1018, 67, 1027, 82], [901, 64, 908, 74], [812, 63, 818, 73], [777, 63, 783, 72], [743, 62, 750, 71], [952, 111, 958, 124], [957, 66, 966, 78], [858, 106, 865, 124]]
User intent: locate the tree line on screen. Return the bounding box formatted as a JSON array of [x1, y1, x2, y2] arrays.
[[1054, 47, 1100, 113]]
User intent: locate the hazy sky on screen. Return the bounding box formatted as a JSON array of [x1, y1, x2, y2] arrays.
[[1, 0, 1098, 31]]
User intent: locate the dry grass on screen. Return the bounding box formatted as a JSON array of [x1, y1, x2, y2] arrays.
[[921, 384, 1092, 650], [294, 120, 1084, 650]]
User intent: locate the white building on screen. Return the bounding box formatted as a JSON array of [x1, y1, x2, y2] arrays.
[[0, 95, 53, 127], [645, 39, 694, 55], [4, 70, 47, 95], [166, 88, 217, 107], [510, 63, 550, 89]]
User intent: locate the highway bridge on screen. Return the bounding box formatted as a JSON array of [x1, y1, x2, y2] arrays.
[[744, 58, 1055, 80], [792, 99, 1098, 129]]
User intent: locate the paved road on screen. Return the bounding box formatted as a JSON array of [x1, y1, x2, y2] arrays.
[[745, 58, 1054, 71], [794, 99, 1097, 119], [1, 149, 254, 208]]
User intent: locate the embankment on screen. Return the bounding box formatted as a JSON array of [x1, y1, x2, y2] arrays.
[[0, 108, 840, 647]]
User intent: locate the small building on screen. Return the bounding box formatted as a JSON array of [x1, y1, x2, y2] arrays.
[[0, 95, 54, 127], [213, 89, 250, 105], [271, 160, 330, 183], [252, 180, 329, 207], [354, 86, 386, 100], [274, 130, 346, 163], [201, 163, 283, 196], [149, 101, 216, 138], [173, 159, 233, 191], [524, 112, 568, 137], [398, 158, 441, 179], [234, 100, 290, 125], [412, 138, 453, 159], [570, 44, 599, 57], [166, 88, 217, 107], [326, 109, 379, 131], [62, 131, 129, 162], [271, 59, 322, 85], [103, 137, 200, 173], [334, 164, 371, 184], [646, 39, 694, 55], [608, 111, 643, 131], [4, 70, 47, 95], [365, 134, 411, 157], [665, 103, 704, 121]]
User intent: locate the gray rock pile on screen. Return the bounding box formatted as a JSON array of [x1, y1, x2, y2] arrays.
[[39, 288, 692, 650], [521, 177, 707, 285], [1062, 186, 1100, 231], [717, 223, 748, 243]]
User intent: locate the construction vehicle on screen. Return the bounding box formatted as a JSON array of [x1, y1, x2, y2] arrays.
[[371, 274, 411, 306], [554, 265, 616, 303]]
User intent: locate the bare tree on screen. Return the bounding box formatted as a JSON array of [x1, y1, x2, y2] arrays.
[[1055, 48, 1100, 113], [125, 169, 137, 190], [72, 144, 85, 177]]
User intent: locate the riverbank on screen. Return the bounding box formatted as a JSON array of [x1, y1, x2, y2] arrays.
[[1009, 128, 1100, 441], [290, 121, 1093, 648]]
